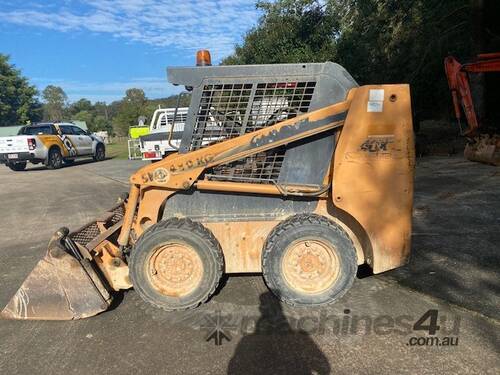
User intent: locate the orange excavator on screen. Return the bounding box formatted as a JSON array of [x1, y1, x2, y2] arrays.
[[444, 53, 500, 165]]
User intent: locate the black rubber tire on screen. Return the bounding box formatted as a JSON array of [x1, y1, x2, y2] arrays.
[[262, 213, 357, 307], [7, 161, 27, 171], [93, 143, 105, 161], [129, 218, 224, 311], [47, 147, 63, 169]]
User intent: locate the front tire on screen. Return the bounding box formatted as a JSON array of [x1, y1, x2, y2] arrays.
[[93, 143, 105, 161], [262, 214, 357, 306], [130, 218, 224, 311], [7, 161, 27, 171]]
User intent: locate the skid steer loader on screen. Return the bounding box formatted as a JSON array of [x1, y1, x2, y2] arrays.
[[2, 54, 415, 320]]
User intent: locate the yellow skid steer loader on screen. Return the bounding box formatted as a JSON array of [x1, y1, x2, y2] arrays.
[[2, 54, 414, 320]]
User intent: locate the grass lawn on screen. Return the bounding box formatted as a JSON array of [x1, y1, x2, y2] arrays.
[[106, 139, 130, 159]]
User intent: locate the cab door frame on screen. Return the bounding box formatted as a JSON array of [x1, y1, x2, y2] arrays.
[[71, 126, 93, 155], [57, 125, 79, 157]]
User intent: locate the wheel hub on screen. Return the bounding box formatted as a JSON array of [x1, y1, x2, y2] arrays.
[[282, 239, 340, 294], [148, 243, 203, 297]]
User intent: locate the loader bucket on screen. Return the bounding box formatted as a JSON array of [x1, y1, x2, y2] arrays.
[[1, 229, 113, 321], [0, 201, 131, 320], [1, 199, 129, 320]]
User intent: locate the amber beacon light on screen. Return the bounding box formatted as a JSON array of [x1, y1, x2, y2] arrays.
[[196, 49, 212, 66]]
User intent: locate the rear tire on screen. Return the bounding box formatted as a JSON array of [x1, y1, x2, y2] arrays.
[[130, 218, 224, 311], [93, 143, 105, 161], [262, 214, 357, 306], [47, 148, 63, 169], [7, 161, 26, 171]]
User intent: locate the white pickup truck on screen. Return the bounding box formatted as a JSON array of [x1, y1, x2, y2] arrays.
[[139, 106, 232, 161], [139, 107, 189, 161], [0, 122, 105, 171]]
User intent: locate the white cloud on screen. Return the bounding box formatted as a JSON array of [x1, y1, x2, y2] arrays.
[[0, 0, 260, 59]]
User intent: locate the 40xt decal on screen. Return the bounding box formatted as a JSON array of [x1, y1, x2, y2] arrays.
[[360, 135, 395, 153]]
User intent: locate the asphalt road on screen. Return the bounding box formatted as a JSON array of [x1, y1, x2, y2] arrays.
[[0, 156, 498, 374]]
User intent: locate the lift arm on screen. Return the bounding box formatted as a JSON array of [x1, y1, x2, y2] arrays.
[[130, 90, 354, 190]]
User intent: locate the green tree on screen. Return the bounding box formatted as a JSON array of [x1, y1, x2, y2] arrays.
[[124, 88, 146, 106], [69, 98, 92, 115], [68, 99, 112, 132], [112, 88, 148, 136], [0, 54, 42, 126], [94, 114, 113, 134], [94, 101, 110, 120], [330, 0, 472, 118], [72, 110, 94, 131], [42, 85, 68, 121], [223, 0, 337, 65], [223, 0, 476, 119]]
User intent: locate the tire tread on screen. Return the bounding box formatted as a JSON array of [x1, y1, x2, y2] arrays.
[[262, 213, 356, 306], [131, 218, 224, 311]]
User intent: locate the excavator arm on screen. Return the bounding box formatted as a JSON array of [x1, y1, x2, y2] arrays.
[[444, 53, 500, 135], [444, 54, 500, 165]]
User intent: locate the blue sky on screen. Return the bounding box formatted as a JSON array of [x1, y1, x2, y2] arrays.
[[0, 0, 261, 103]]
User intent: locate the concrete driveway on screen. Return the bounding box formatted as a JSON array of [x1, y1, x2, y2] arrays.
[[0, 157, 498, 374]]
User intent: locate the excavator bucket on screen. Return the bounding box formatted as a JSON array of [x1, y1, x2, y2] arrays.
[[1, 201, 128, 320], [464, 134, 500, 166]]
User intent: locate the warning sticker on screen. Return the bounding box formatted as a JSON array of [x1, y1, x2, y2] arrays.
[[369, 89, 385, 101], [367, 101, 384, 112], [367, 89, 384, 112]]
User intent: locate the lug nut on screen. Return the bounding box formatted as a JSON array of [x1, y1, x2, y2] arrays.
[[112, 258, 121, 267]]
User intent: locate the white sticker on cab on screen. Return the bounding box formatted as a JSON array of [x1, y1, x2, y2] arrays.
[[367, 101, 384, 113], [367, 89, 385, 112], [369, 89, 385, 101]]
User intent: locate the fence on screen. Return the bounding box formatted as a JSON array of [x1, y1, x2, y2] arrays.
[[128, 139, 142, 160]]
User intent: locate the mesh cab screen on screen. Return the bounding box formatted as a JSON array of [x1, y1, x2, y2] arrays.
[[191, 83, 252, 151], [192, 81, 316, 184]]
